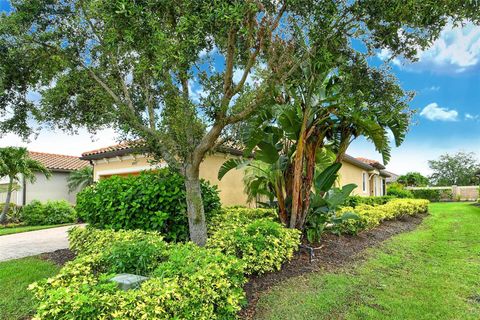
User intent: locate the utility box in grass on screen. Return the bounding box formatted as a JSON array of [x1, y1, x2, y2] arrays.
[[110, 273, 148, 291]]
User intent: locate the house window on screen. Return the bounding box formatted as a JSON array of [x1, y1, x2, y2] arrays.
[[373, 177, 378, 196], [382, 179, 387, 196], [362, 172, 367, 192]]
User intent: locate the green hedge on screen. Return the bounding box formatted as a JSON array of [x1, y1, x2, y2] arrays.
[[386, 183, 414, 198], [337, 199, 429, 235], [21, 200, 77, 225], [32, 208, 301, 319], [410, 188, 453, 202], [76, 169, 221, 242], [345, 195, 396, 207]]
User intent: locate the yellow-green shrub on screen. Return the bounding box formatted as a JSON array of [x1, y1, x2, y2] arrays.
[[208, 208, 301, 275], [68, 226, 164, 256], [31, 229, 246, 320], [338, 199, 429, 235]]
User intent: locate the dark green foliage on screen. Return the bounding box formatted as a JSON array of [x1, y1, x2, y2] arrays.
[[76, 169, 221, 242], [345, 195, 396, 207], [21, 200, 76, 226], [428, 152, 480, 186], [387, 183, 414, 198], [101, 239, 169, 276], [397, 172, 429, 187], [411, 188, 453, 202]]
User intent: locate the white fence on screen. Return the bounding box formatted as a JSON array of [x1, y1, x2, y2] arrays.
[[406, 186, 479, 201]]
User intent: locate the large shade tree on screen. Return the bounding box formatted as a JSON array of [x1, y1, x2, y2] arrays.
[[429, 152, 480, 186], [0, 147, 50, 224], [0, 0, 479, 244]]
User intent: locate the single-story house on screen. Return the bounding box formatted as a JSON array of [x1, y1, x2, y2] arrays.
[[81, 143, 391, 206], [339, 156, 390, 197], [0, 151, 90, 205]]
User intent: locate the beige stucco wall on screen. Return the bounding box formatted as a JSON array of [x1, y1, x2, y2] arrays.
[[92, 154, 250, 207], [338, 161, 370, 196]]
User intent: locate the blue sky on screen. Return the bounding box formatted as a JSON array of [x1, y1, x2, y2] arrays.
[[1, 1, 479, 175]]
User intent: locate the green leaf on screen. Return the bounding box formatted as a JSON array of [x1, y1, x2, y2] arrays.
[[255, 141, 280, 164], [326, 183, 357, 208], [314, 162, 342, 192], [217, 158, 251, 180]]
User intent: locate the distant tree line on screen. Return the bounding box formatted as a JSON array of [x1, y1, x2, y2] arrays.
[[397, 151, 480, 187]]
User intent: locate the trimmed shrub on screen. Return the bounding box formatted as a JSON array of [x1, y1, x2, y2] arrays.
[[345, 195, 396, 207], [21, 200, 76, 225], [76, 169, 221, 242], [208, 208, 301, 275], [411, 188, 453, 202], [386, 183, 414, 198], [337, 199, 429, 235], [68, 226, 163, 256], [31, 229, 245, 320]]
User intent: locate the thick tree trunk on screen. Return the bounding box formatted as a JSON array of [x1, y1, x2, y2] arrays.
[[0, 179, 13, 225], [290, 110, 309, 228], [296, 141, 318, 229], [184, 164, 208, 246]]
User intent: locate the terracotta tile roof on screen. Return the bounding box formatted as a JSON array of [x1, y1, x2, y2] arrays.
[[81, 141, 244, 160], [29, 151, 89, 172], [81, 142, 134, 157], [355, 157, 386, 170]]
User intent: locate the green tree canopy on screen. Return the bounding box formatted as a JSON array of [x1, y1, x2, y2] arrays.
[[397, 172, 430, 187], [1, 0, 479, 243], [0, 147, 50, 223], [429, 152, 480, 186]]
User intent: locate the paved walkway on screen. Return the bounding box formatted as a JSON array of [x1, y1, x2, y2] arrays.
[[0, 225, 80, 262]]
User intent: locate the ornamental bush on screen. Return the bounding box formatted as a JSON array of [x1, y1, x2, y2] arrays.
[[21, 200, 76, 225], [76, 169, 221, 242], [68, 226, 163, 256], [345, 195, 396, 207], [387, 182, 414, 198], [30, 229, 245, 320], [208, 208, 301, 275], [337, 199, 429, 235], [0, 203, 22, 223]]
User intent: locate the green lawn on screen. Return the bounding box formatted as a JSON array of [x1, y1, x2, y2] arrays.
[[0, 257, 60, 320], [0, 223, 73, 236], [256, 202, 480, 320]]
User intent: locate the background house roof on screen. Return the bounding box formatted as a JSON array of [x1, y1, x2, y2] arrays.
[[29, 151, 89, 172], [80, 143, 389, 177], [355, 157, 386, 170]]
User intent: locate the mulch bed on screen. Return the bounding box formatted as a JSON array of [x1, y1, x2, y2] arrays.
[[40, 249, 76, 266], [240, 213, 427, 320]]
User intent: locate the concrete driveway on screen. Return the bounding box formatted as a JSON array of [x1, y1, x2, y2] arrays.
[[0, 225, 80, 262]]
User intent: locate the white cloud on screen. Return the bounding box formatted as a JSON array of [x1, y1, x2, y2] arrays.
[[420, 103, 458, 122], [417, 22, 480, 71], [465, 113, 479, 120], [376, 48, 402, 67], [378, 22, 480, 73], [425, 86, 440, 92], [0, 128, 117, 156]]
